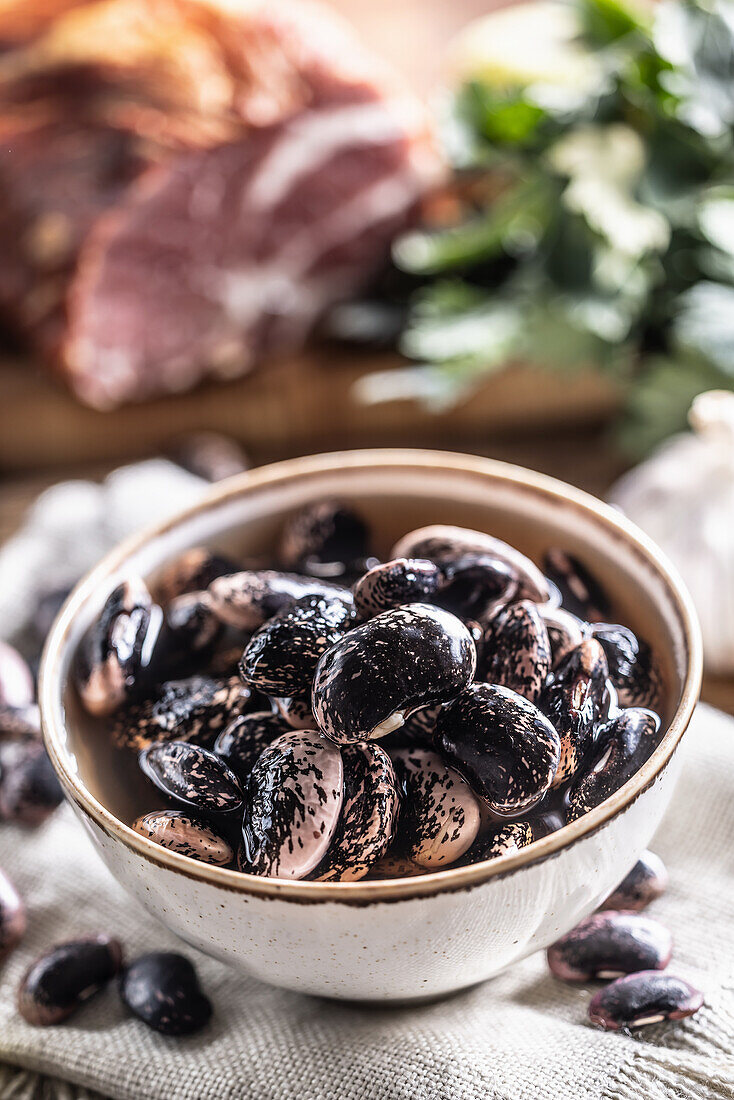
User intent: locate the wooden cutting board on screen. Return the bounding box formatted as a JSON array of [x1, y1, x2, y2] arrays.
[[0, 347, 620, 471]]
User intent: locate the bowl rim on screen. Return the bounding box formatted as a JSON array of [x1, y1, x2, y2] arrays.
[[39, 448, 702, 904]]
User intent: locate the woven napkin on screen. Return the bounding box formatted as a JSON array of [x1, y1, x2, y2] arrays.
[[0, 703, 733, 1100]]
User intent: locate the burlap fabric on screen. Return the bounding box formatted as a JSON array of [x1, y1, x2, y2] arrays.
[[1, 704, 733, 1100]]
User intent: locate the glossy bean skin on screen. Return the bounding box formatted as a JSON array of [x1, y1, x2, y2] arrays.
[[208, 570, 351, 631], [547, 911, 672, 982], [240, 594, 354, 699], [588, 972, 703, 1031], [274, 696, 315, 729], [18, 935, 124, 1026], [214, 711, 290, 782], [316, 743, 399, 881], [242, 731, 344, 879], [133, 810, 235, 866], [112, 675, 251, 751], [481, 600, 551, 706], [602, 851, 668, 912], [120, 952, 212, 1035], [391, 748, 480, 869], [436, 683, 560, 814], [86, 509, 669, 884], [313, 604, 476, 744], [543, 548, 610, 623], [391, 525, 549, 603], [526, 803, 567, 839], [462, 821, 533, 866], [537, 605, 587, 669], [139, 741, 243, 815], [352, 558, 442, 619], [435, 553, 517, 623], [567, 708, 661, 820], [590, 623, 661, 710], [541, 639, 608, 788], [155, 591, 223, 677], [74, 578, 155, 716]]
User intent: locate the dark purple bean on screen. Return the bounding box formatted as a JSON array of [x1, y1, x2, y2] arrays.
[[543, 548, 610, 622], [541, 639, 608, 788], [240, 594, 354, 699], [352, 558, 442, 619], [462, 821, 533, 865], [537, 605, 587, 668], [213, 711, 289, 782], [590, 623, 661, 709], [242, 731, 344, 879], [74, 578, 156, 716], [133, 810, 234, 866], [391, 748, 480, 869], [313, 604, 476, 745], [588, 971, 703, 1030], [139, 741, 243, 814], [112, 675, 250, 751], [391, 525, 549, 603], [567, 707, 661, 820], [436, 683, 560, 814], [0, 740, 63, 826], [526, 803, 566, 839], [436, 553, 517, 623], [18, 935, 124, 1026], [0, 867, 26, 964], [208, 570, 352, 631], [547, 911, 672, 982], [600, 678, 621, 722], [120, 952, 212, 1035], [274, 696, 314, 729], [279, 499, 371, 580], [158, 591, 223, 669], [481, 600, 552, 706], [602, 851, 668, 912], [316, 743, 399, 881]]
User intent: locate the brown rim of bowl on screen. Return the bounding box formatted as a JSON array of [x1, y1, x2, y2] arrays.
[[39, 449, 702, 904]]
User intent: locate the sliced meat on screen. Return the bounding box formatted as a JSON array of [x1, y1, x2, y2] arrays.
[[0, 0, 438, 406]]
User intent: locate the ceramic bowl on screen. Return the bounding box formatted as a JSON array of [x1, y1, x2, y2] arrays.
[[40, 450, 701, 1002]]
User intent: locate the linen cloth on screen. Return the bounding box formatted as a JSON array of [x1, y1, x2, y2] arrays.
[[1, 704, 733, 1100]]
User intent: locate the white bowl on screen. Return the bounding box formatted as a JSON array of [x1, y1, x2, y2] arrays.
[[40, 450, 701, 1002]]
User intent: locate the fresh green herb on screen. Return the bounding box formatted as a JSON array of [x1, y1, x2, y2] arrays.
[[369, 0, 734, 455]]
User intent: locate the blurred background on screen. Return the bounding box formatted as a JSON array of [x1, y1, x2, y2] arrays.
[[1, 0, 733, 707]]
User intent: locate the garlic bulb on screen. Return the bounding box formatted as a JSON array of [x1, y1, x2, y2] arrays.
[[610, 390, 734, 674]]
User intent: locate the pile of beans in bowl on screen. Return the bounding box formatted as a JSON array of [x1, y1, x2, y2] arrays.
[[74, 501, 664, 883]]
